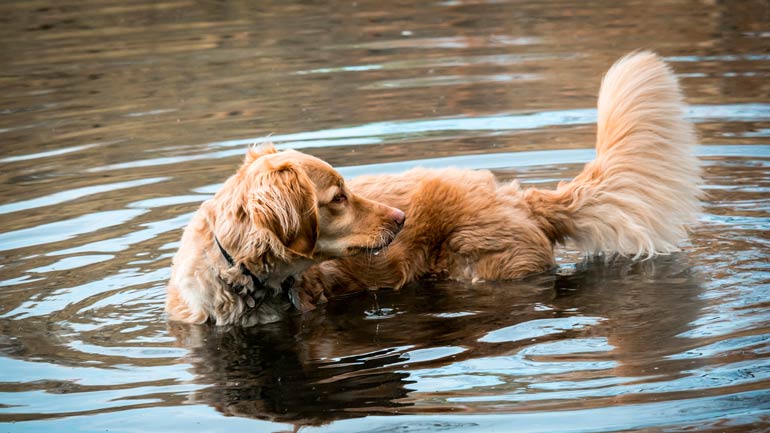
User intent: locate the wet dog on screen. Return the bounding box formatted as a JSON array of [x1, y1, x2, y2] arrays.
[[295, 51, 702, 307], [166, 144, 405, 326]]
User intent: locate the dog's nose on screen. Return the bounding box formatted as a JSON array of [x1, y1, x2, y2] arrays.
[[390, 208, 406, 227]]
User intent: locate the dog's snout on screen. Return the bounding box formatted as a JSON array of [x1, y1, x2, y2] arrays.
[[390, 208, 406, 228]]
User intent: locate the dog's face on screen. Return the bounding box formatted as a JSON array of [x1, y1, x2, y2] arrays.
[[308, 162, 406, 258], [221, 144, 404, 261]]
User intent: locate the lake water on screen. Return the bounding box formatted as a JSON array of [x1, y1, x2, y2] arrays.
[[1, 1, 769, 432]]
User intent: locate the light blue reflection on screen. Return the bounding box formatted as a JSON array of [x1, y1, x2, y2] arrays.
[[479, 317, 605, 343], [83, 103, 770, 173], [0, 356, 193, 385], [0, 383, 200, 415], [49, 212, 193, 256], [1, 267, 169, 319], [0, 209, 147, 252], [301, 390, 770, 433], [3, 405, 289, 433]]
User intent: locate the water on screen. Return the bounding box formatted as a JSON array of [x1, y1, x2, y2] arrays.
[[1, 1, 769, 432]]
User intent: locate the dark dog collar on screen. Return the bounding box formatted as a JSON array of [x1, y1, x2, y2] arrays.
[[213, 235, 268, 310], [213, 235, 296, 311]]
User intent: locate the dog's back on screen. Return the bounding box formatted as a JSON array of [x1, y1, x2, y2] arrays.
[[296, 52, 703, 303]]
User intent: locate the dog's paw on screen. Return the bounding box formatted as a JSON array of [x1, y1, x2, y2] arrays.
[[292, 269, 329, 312], [218, 266, 256, 296]]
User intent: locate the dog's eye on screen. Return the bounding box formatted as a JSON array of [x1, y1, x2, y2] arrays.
[[331, 193, 347, 204]]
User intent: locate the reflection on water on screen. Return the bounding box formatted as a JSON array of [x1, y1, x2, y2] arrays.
[[173, 258, 706, 424], [1, 0, 769, 432]]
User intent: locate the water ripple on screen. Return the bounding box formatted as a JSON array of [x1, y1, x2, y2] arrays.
[[0, 177, 167, 215], [0, 209, 147, 252], [82, 104, 770, 173]]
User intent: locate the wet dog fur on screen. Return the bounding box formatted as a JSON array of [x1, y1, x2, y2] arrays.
[[166, 145, 405, 326], [295, 51, 702, 308]]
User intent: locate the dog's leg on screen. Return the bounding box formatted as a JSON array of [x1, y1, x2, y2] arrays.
[[296, 226, 435, 308], [296, 177, 470, 307]]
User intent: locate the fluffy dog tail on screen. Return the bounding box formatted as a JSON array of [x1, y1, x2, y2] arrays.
[[524, 51, 701, 257]]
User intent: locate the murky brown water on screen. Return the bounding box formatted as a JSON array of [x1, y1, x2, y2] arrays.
[[1, 1, 770, 432]]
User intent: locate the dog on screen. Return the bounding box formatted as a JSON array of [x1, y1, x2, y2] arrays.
[[165, 144, 406, 326], [295, 51, 702, 308]]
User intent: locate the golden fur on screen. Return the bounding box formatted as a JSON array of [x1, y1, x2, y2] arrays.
[[166, 144, 405, 326], [295, 51, 702, 307]]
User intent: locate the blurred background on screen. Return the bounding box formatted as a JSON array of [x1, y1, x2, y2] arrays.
[[1, 1, 769, 432]]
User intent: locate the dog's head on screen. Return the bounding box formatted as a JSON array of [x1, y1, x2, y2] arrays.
[[208, 143, 404, 263]]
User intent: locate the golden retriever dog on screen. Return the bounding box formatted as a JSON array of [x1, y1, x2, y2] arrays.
[[295, 51, 702, 308], [166, 145, 406, 326]]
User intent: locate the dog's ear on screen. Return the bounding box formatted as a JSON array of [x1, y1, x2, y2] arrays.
[[249, 161, 319, 259]]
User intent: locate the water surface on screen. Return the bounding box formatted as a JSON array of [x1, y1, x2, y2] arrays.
[[1, 1, 769, 432]]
